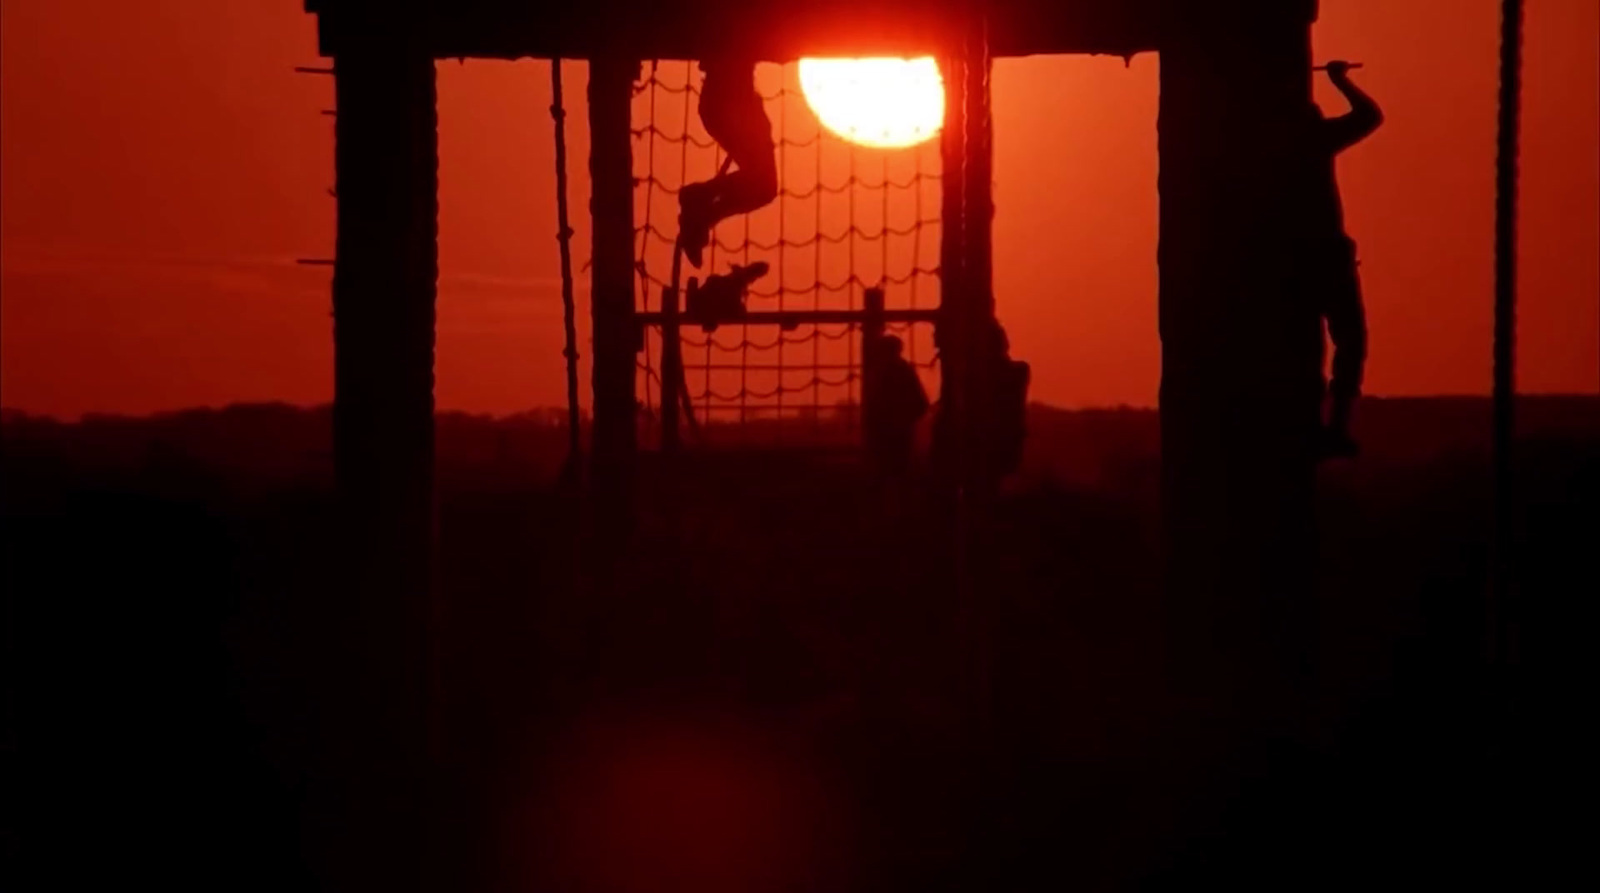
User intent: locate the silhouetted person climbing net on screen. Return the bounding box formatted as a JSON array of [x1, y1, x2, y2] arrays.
[[678, 57, 780, 269], [1302, 59, 1384, 460]]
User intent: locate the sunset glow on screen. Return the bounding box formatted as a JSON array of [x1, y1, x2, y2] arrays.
[[0, 1, 1595, 417], [797, 57, 944, 149]]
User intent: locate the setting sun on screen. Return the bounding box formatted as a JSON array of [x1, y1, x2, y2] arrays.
[[797, 57, 944, 149]]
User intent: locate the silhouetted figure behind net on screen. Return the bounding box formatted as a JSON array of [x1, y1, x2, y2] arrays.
[[931, 320, 1030, 493], [864, 333, 930, 475], [1300, 59, 1384, 459], [983, 323, 1031, 482]]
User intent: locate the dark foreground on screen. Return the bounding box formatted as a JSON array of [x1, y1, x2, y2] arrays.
[[4, 397, 1594, 890]]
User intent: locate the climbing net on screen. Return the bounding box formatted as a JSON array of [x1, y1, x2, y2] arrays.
[[632, 60, 944, 448]]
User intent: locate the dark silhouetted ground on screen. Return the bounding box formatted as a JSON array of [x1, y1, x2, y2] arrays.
[[4, 396, 1593, 890]]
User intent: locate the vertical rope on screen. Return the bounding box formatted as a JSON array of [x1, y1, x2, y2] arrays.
[[954, 43, 973, 493], [741, 99, 753, 436], [977, 24, 993, 319], [705, 63, 719, 432], [1491, 0, 1523, 673], [678, 62, 696, 437], [551, 59, 582, 464], [813, 90, 824, 433], [848, 139, 859, 427], [881, 152, 890, 298], [911, 134, 924, 366], [638, 61, 659, 423], [777, 66, 789, 434]]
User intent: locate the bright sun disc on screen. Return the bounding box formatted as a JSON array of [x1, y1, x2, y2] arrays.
[[798, 57, 944, 149]]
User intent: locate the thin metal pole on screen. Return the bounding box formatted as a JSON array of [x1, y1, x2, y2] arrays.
[[551, 59, 583, 465], [1491, 0, 1523, 671]]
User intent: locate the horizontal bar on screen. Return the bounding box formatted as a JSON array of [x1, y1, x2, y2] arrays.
[[642, 405, 853, 415], [636, 307, 940, 328], [685, 404, 860, 411], [672, 363, 861, 371], [678, 364, 930, 372]]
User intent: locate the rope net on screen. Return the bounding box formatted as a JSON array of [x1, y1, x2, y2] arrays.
[[632, 60, 944, 448]]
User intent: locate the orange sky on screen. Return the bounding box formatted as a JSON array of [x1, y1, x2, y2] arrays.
[[2, 0, 1595, 418]]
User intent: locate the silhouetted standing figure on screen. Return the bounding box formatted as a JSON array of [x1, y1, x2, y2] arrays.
[[864, 334, 930, 475], [982, 323, 1031, 482], [1301, 60, 1384, 459], [931, 320, 1029, 492], [679, 57, 779, 269]]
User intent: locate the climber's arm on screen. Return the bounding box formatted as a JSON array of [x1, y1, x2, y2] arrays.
[[1323, 61, 1384, 152]]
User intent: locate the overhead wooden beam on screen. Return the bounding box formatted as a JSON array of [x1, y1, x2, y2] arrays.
[[307, 0, 1161, 62]]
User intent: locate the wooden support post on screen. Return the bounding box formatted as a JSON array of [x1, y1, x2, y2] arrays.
[[589, 56, 638, 485], [660, 286, 683, 454], [329, 39, 437, 893], [935, 51, 969, 488], [1157, 0, 1321, 726], [941, 23, 1001, 844], [961, 25, 997, 495], [935, 30, 997, 488], [937, 50, 968, 348], [860, 287, 887, 461]]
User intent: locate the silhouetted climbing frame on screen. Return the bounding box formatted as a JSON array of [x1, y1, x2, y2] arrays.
[[630, 60, 948, 448]]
